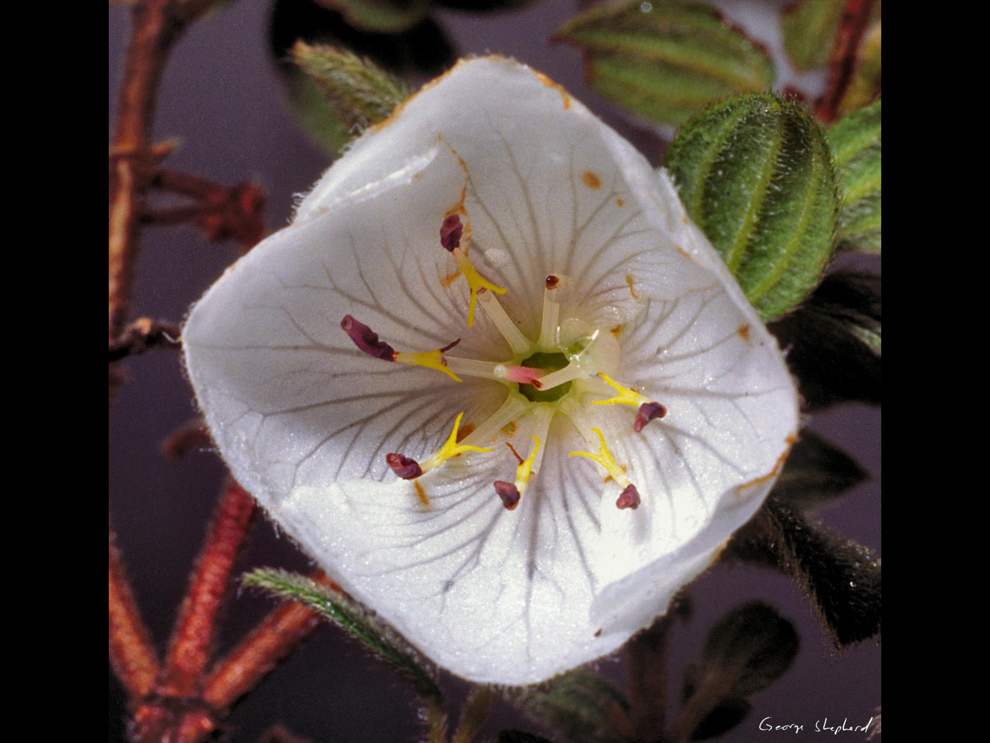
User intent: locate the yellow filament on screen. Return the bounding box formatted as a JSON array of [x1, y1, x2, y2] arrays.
[[591, 373, 650, 408], [421, 412, 494, 473], [395, 350, 462, 382], [511, 436, 541, 494], [568, 427, 629, 487], [454, 249, 506, 327]]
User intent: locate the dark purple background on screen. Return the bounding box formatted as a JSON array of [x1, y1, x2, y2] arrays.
[[109, 2, 880, 741]]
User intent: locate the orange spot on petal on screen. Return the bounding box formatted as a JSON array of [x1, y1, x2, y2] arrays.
[[625, 274, 639, 300], [582, 171, 601, 189], [440, 270, 461, 287], [737, 324, 751, 341], [414, 480, 429, 506]]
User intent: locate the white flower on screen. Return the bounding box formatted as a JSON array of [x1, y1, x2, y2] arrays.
[[183, 56, 799, 685]]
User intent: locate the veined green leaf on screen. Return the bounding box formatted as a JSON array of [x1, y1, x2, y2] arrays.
[[243, 568, 441, 702], [556, 0, 775, 128], [781, 0, 845, 71], [829, 99, 881, 253], [665, 93, 839, 320]]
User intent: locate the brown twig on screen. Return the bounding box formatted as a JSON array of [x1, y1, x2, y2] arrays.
[[202, 600, 322, 709], [816, 0, 877, 123], [150, 169, 267, 249], [109, 527, 161, 701], [158, 480, 258, 698], [109, 317, 182, 361]]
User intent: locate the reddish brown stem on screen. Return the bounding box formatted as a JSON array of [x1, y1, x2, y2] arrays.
[[109, 527, 160, 701], [158, 481, 257, 697], [203, 600, 322, 709], [816, 0, 877, 123]]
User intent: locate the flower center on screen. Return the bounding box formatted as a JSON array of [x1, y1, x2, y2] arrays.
[[517, 352, 571, 403], [339, 214, 668, 511]]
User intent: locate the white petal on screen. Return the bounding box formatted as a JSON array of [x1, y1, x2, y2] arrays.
[[184, 56, 799, 685]]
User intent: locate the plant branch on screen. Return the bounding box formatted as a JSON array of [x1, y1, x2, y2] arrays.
[[158, 480, 257, 697], [108, 316, 182, 361], [109, 526, 160, 701], [202, 597, 322, 709]]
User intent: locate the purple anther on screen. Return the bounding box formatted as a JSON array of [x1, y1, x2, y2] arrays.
[[341, 315, 396, 361], [387, 453, 423, 480], [616, 483, 641, 510], [494, 481, 521, 510], [633, 401, 667, 432], [440, 214, 463, 252]]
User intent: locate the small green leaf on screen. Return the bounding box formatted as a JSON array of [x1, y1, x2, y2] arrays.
[[699, 602, 800, 697], [773, 430, 868, 508], [765, 498, 882, 647], [506, 670, 631, 743], [556, 0, 775, 128], [781, 0, 845, 71], [666, 93, 839, 320], [293, 41, 411, 133], [829, 99, 881, 253], [316, 0, 430, 33], [770, 271, 880, 408], [243, 568, 442, 703]]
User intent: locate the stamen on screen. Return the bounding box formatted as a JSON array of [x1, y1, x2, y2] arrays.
[[418, 412, 494, 474], [476, 288, 531, 354], [634, 402, 667, 432], [455, 256, 507, 328], [386, 453, 423, 480], [616, 484, 641, 510], [591, 374, 666, 431], [493, 435, 542, 510], [341, 315, 396, 361], [568, 427, 632, 489], [342, 315, 462, 381], [457, 393, 531, 448], [440, 214, 463, 252], [537, 274, 562, 349]]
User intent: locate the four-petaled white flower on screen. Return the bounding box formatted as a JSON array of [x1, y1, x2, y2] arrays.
[[183, 56, 799, 685]]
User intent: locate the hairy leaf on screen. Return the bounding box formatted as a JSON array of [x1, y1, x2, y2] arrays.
[[666, 93, 839, 320], [770, 271, 880, 408], [293, 41, 410, 131], [506, 670, 631, 743], [773, 430, 868, 508], [243, 568, 441, 702], [765, 498, 881, 647], [829, 99, 881, 253], [556, 0, 774, 128]]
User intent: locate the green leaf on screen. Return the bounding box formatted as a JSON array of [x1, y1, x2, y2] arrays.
[[765, 498, 881, 647], [781, 0, 845, 71], [293, 41, 411, 133], [243, 568, 442, 702], [506, 670, 631, 743], [666, 93, 839, 320], [773, 430, 868, 509], [770, 271, 880, 408], [556, 0, 774, 128], [316, 0, 430, 33], [829, 99, 881, 253], [699, 602, 799, 697]]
